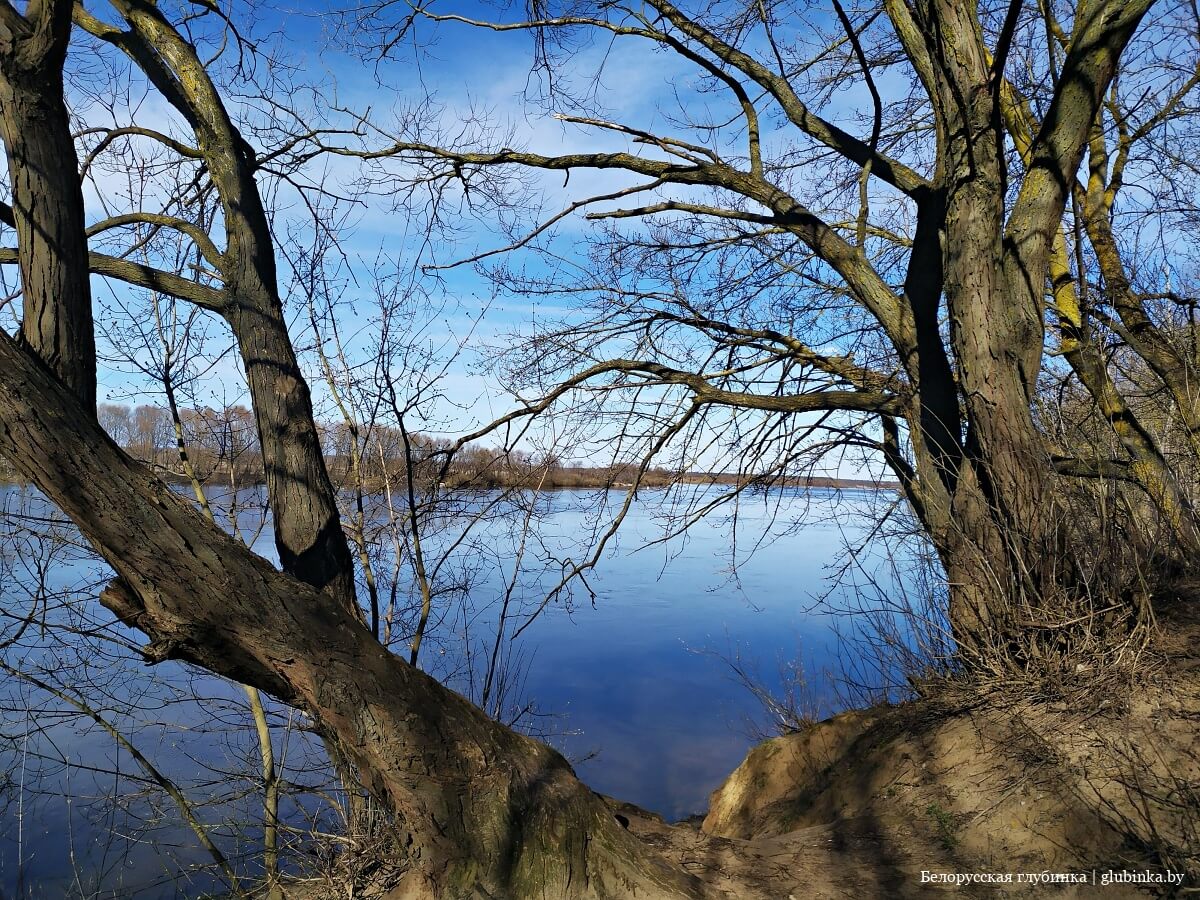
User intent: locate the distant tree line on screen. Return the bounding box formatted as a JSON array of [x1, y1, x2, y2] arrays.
[[85, 402, 677, 491], [97, 402, 261, 484]]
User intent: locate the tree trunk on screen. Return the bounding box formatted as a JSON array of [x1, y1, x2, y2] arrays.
[[0, 328, 706, 899], [890, 0, 1158, 667], [0, 19, 95, 409], [226, 277, 360, 615], [77, 0, 361, 617], [902, 0, 1054, 656]]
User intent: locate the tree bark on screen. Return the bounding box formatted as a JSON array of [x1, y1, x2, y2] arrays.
[[0, 0, 95, 409], [893, 0, 1050, 653]]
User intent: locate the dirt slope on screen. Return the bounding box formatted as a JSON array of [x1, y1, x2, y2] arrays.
[[632, 595, 1200, 897], [285, 596, 1199, 898]]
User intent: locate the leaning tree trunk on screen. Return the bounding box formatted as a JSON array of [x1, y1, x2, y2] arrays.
[[0, 329, 708, 899], [0, 6, 707, 892]]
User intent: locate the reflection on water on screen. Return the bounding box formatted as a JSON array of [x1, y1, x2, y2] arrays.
[[0, 483, 903, 896], [523, 495, 856, 819]]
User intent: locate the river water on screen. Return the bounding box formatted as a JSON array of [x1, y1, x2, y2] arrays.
[[0, 483, 912, 897]]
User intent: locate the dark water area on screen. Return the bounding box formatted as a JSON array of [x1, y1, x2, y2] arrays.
[[0, 484, 908, 896], [521, 496, 862, 819]]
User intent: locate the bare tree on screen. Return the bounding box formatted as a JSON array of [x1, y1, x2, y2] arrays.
[[0, 0, 1194, 894], [0, 0, 703, 895], [338, 0, 1197, 672]]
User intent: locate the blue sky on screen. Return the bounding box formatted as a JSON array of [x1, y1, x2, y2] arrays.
[[32, 0, 900, 476], [86, 0, 700, 398], [4, 0, 1190, 479]]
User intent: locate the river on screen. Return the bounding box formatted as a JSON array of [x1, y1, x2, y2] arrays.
[[0, 483, 912, 897]]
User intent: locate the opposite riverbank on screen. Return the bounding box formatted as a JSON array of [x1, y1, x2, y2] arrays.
[[0, 463, 901, 493]]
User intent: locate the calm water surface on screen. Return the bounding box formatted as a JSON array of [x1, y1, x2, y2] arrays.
[[0, 485, 901, 896], [521, 490, 870, 818]]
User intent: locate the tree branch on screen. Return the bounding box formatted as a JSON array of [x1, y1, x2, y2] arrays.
[[86, 211, 224, 269], [0, 246, 226, 310], [415, 3, 929, 197]]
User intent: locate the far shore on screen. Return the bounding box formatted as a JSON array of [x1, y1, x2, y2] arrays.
[[0, 465, 900, 493]]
